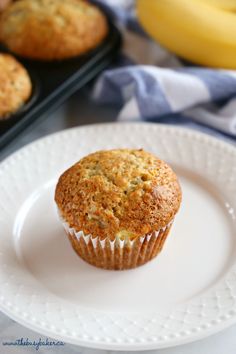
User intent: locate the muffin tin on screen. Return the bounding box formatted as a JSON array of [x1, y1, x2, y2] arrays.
[[0, 19, 121, 150]]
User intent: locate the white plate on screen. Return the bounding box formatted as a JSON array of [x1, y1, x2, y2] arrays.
[[0, 123, 236, 351]]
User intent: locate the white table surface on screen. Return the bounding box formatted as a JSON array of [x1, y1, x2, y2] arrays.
[[0, 87, 236, 354]]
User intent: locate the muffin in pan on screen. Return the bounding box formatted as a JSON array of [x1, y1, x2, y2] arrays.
[[0, 0, 108, 61], [0, 52, 32, 119], [55, 149, 182, 270]]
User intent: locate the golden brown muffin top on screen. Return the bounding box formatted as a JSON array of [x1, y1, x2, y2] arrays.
[[0, 53, 32, 119], [55, 149, 182, 240], [0, 0, 108, 60]]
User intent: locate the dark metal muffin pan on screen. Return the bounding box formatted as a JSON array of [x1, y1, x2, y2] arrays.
[[0, 19, 122, 150]]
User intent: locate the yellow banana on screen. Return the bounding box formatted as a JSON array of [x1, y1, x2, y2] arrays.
[[137, 0, 236, 69]]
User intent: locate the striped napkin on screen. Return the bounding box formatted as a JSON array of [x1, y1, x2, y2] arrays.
[[93, 0, 236, 138]]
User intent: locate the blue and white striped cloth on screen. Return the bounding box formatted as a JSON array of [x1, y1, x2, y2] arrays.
[[93, 0, 236, 138]]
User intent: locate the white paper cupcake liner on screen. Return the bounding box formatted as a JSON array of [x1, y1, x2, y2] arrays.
[[59, 213, 173, 270]]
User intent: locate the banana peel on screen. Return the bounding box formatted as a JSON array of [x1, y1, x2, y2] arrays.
[[137, 0, 236, 68]]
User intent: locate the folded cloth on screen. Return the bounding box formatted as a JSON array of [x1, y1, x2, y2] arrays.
[[93, 0, 236, 138]]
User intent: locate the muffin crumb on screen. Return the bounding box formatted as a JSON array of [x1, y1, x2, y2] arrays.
[[0, 53, 32, 119]]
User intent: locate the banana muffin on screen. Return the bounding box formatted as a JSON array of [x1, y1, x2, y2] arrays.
[[0, 53, 32, 119], [0, 0, 108, 60], [55, 149, 182, 270]]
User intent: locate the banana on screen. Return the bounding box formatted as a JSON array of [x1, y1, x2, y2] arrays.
[[137, 0, 236, 69]]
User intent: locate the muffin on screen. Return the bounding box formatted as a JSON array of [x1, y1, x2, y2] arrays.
[[0, 53, 32, 119], [55, 149, 182, 270], [0, 0, 108, 61]]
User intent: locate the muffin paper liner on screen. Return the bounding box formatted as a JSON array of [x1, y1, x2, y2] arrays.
[[60, 215, 173, 270]]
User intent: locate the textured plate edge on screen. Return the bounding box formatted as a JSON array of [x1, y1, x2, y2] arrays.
[[0, 122, 236, 170], [1, 302, 236, 351]]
